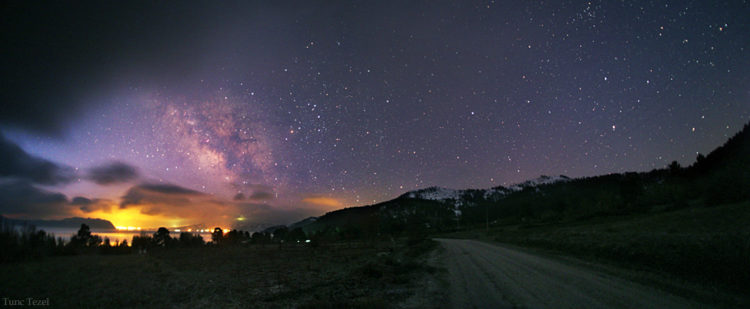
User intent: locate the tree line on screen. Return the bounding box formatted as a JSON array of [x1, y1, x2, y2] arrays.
[[0, 219, 312, 263]]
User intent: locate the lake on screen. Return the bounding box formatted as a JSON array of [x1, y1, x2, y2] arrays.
[[37, 227, 214, 244]]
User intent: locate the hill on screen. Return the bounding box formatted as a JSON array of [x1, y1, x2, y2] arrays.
[[0, 216, 116, 231], [291, 122, 750, 237]]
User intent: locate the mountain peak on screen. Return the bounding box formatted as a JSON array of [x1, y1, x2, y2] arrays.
[[401, 175, 572, 202], [0, 216, 116, 231], [508, 175, 570, 191], [401, 186, 462, 201]]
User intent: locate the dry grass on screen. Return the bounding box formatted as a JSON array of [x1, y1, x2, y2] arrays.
[[0, 240, 439, 308], [487, 200, 750, 305]]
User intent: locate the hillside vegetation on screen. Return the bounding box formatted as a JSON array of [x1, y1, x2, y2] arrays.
[[292, 122, 750, 298]]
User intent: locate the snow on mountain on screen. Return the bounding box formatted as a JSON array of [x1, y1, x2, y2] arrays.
[[508, 175, 570, 191], [403, 175, 571, 205], [483, 186, 510, 200], [405, 186, 462, 201]]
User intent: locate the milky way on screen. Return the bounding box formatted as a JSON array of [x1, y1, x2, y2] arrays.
[[1, 1, 748, 227]]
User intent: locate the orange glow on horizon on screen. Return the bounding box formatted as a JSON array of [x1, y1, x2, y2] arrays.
[[85, 207, 211, 230], [115, 226, 142, 231], [301, 196, 342, 208], [77, 198, 239, 231], [85, 207, 170, 229]]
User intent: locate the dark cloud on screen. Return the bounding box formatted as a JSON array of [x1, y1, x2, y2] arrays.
[[233, 193, 246, 201], [0, 2, 190, 134], [249, 190, 274, 200], [118, 182, 231, 220], [0, 180, 70, 218], [70, 197, 92, 206], [137, 184, 204, 196], [232, 184, 275, 201], [71, 196, 112, 213], [87, 161, 139, 185], [235, 202, 319, 228], [139, 207, 163, 216], [120, 183, 205, 208], [1, 2, 302, 135], [0, 2, 122, 134], [0, 132, 75, 185]]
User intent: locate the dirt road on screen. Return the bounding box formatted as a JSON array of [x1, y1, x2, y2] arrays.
[[435, 238, 701, 308]]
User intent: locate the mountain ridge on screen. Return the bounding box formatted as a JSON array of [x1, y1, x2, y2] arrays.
[[0, 216, 116, 231], [288, 122, 750, 236]]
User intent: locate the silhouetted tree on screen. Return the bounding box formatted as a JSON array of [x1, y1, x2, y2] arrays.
[[179, 232, 204, 247], [668, 161, 682, 175], [99, 237, 132, 255], [0, 218, 64, 261], [222, 229, 240, 245], [619, 172, 645, 212], [696, 153, 706, 164], [153, 227, 172, 247], [223, 230, 250, 244], [690, 153, 709, 175], [70, 224, 102, 247], [705, 170, 747, 205], [251, 231, 270, 244], [211, 227, 224, 244], [286, 227, 307, 243], [132, 233, 152, 253], [272, 227, 288, 242]]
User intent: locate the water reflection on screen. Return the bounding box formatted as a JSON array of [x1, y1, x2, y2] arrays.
[[39, 227, 214, 244]]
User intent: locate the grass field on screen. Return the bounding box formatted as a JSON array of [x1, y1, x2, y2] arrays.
[[0, 238, 441, 308], [451, 201, 750, 305]]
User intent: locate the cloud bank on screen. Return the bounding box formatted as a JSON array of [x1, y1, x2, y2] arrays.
[[0, 180, 70, 218], [87, 161, 139, 185], [0, 132, 75, 185]]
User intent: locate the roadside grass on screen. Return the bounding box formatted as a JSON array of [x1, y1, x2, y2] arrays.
[[481, 200, 750, 305], [0, 239, 439, 308]]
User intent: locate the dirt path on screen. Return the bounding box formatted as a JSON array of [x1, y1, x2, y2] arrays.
[[435, 238, 702, 309]]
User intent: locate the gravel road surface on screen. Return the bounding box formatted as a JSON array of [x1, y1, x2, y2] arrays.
[[436, 238, 700, 309]]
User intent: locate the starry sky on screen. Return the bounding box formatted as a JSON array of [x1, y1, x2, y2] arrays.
[[1, 1, 748, 228]]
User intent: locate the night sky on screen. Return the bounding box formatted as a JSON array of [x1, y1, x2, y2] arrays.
[[1, 1, 748, 228]]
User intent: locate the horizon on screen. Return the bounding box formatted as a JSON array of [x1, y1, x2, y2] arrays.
[[2, 140, 737, 231], [1, 1, 748, 229]]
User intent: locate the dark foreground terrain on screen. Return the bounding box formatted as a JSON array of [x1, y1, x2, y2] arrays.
[[438, 238, 700, 308], [0, 239, 441, 308], [439, 200, 750, 308]]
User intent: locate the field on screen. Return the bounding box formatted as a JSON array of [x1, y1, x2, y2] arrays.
[[444, 200, 750, 305], [0, 238, 442, 308]]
